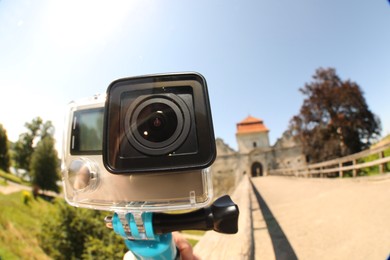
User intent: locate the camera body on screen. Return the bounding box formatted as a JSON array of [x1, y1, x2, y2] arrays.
[[61, 73, 216, 212]]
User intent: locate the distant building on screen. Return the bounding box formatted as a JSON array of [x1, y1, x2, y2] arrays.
[[210, 116, 306, 195], [236, 116, 270, 152]]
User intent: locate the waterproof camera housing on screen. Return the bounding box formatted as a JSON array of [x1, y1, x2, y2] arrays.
[[61, 73, 216, 212]]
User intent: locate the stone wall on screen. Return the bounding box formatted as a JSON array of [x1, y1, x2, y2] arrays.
[[236, 131, 270, 153], [210, 138, 241, 196], [210, 132, 307, 194]]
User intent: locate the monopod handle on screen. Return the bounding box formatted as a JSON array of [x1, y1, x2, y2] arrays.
[[153, 195, 239, 235]]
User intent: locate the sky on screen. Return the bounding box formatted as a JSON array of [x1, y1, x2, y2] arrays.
[[0, 0, 389, 154]]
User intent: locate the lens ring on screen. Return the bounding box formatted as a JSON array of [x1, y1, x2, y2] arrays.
[[124, 94, 191, 156]]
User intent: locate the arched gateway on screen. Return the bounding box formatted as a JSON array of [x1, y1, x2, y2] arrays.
[[251, 162, 263, 177]]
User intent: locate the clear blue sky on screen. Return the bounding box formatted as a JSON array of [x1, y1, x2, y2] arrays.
[[1, 0, 389, 152]]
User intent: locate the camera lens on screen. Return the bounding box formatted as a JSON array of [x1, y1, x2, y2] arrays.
[[125, 94, 191, 156], [136, 103, 178, 143]]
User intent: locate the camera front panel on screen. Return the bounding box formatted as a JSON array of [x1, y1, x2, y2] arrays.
[[103, 73, 216, 174], [62, 96, 213, 211]]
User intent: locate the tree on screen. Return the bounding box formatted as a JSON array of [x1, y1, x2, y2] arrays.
[[0, 124, 11, 172], [13, 117, 54, 180], [290, 68, 381, 163], [30, 136, 60, 193], [13, 117, 43, 171]]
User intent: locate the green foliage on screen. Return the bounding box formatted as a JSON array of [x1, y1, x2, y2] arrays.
[[358, 154, 379, 175], [29, 136, 60, 193], [13, 117, 43, 172], [12, 117, 54, 182], [82, 236, 127, 260], [0, 191, 127, 260], [357, 147, 390, 175], [385, 148, 390, 171], [290, 68, 381, 163], [0, 170, 23, 184], [0, 191, 53, 259], [39, 200, 127, 260], [0, 124, 10, 172]]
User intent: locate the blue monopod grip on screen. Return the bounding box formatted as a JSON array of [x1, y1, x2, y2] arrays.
[[124, 233, 176, 260], [112, 213, 177, 260], [110, 195, 239, 259]]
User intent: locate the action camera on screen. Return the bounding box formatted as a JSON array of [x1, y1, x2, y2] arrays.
[[61, 73, 216, 212]]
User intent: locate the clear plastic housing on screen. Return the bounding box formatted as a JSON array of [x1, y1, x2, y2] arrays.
[[61, 96, 213, 212]]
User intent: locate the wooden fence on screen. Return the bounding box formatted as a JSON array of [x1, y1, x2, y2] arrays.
[[268, 142, 390, 178]]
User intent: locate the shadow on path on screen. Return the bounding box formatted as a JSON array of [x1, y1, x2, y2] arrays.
[[251, 180, 298, 260]]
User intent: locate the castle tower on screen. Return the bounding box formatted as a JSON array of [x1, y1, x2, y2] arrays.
[[235, 116, 270, 153]]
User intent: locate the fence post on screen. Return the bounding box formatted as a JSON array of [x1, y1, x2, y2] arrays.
[[339, 162, 343, 178], [352, 160, 357, 177], [379, 151, 385, 174]]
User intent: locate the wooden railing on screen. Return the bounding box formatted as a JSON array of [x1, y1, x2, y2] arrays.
[[269, 142, 390, 178]]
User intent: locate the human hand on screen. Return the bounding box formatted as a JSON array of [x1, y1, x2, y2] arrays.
[[172, 231, 200, 260]]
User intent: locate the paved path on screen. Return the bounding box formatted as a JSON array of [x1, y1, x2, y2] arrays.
[[251, 175, 390, 260], [0, 178, 59, 198], [0, 179, 31, 194]]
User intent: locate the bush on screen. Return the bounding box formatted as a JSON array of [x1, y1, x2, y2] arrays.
[[39, 200, 127, 259]]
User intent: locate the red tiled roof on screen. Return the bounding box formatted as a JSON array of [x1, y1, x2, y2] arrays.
[[236, 116, 269, 134]]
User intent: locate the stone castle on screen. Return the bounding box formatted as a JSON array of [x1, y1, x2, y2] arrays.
[[211, 116, 306, 195]]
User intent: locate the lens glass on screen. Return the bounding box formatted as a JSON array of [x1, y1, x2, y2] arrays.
[[136, 103, 178, 143]]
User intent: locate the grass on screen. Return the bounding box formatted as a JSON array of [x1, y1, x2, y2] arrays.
[[187, 239, 199, 248], [0, 178, 7, 187], [182, 230, 206, 236], [181, 230, 206, 247], [0, 170, 21, 184], [0, 169, 30, 186], [0, 190, 205, 259], [0, 191, 54, 259]]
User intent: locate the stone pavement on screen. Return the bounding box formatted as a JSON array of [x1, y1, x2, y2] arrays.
[[195, 176, 253, 259], [251, 175, 390, 260], [195, 174, 390, 259]]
